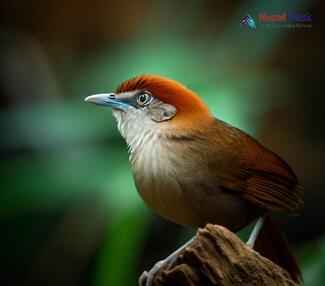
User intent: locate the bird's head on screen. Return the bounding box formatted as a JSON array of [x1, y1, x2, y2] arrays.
[[85, 74, 213, 148]]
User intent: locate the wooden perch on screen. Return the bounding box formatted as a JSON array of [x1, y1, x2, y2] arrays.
[[140, 224, 297, 286]]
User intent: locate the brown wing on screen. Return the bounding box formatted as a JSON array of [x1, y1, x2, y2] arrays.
[[208, 119, 303, 215]]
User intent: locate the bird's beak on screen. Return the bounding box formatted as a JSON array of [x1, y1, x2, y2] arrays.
[[84, 93, 130, 110]]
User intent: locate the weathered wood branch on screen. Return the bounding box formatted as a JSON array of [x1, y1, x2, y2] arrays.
[[140, 224, 297, 286]]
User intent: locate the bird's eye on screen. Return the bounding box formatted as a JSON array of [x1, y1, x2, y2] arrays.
[[137, 92, 152, 106]]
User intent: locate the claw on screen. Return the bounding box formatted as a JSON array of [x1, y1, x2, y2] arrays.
[[246, 241, 254, 248], [138, 235, 197, 286], [138, 271, 148, 285], [138, 260, 169, 286]]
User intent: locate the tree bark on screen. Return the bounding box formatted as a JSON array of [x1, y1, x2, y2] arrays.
[[139, 224, 297, 286]]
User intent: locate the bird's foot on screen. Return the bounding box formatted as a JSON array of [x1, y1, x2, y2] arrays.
[[138, 259, 171, 286], [138, 235, 196, 286], [246, 215, 267, 249], [246, 240, 254, 249]]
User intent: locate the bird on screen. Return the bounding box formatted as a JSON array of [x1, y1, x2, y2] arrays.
[[85, 74, 303, 285]]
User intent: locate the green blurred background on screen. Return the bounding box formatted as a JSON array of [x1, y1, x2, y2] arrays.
[[1, 0, 324, 285]]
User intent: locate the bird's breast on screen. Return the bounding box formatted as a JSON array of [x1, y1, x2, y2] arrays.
[[130, 136, 249, 230]]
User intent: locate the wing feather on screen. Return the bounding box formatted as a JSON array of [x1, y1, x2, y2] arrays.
[[208, 119, 303, 214]]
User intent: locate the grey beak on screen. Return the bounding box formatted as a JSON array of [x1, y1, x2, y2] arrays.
[[85, 93, 114, 105], [85, 93, 130, 110]]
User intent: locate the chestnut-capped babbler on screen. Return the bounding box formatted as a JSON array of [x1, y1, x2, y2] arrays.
[[85, 74, 303, 285]]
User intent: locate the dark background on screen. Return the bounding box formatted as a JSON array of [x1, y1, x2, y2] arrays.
[[1, 0, 324, 285]]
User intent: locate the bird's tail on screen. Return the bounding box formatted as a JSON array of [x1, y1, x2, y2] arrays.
[[254, 214, 302, 283]]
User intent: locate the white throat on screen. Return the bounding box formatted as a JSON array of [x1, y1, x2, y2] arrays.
[[113, 108, 160, 154], [113, 108, 177, 182]]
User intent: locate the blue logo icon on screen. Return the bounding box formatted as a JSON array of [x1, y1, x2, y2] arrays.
[[240, 14, 256, 28]]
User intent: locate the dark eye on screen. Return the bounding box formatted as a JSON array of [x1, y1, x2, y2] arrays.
[[137, 92, 152, 106]]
